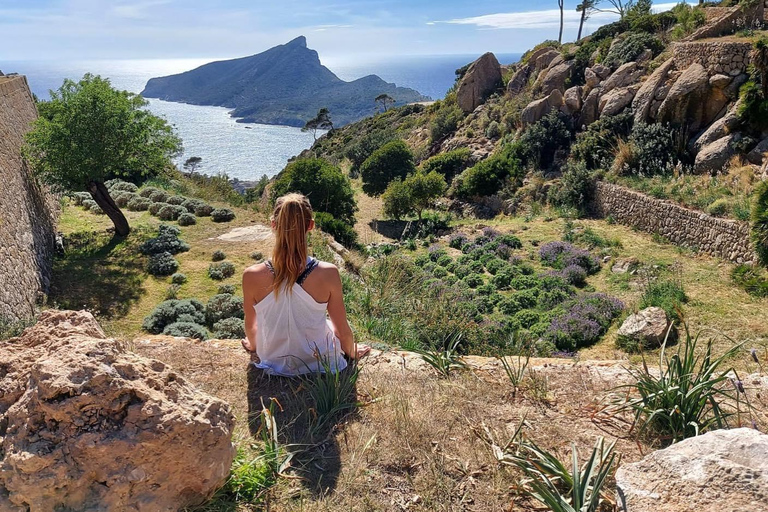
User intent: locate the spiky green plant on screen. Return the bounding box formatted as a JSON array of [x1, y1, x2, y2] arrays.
[[303, 350, 361, 435], [413, 333, 467, 377], [498, 353, 530, 396], [617, 325, 745, 445]]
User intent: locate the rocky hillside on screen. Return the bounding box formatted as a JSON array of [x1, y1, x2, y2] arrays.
[[141, 36, 428, 127]]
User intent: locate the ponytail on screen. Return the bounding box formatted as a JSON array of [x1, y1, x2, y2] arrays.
[[271, 193, 313, 297]]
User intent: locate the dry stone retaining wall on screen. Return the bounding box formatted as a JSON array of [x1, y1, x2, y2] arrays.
[[592, 182, 755, 264], [672, 41, 753, 76], [0, 75, 59, 321]]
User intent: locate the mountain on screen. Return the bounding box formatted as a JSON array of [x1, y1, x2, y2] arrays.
[[141, 36, 429, 128]]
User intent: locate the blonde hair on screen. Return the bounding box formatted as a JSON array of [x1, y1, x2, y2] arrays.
[[271, 193, 313, 297]]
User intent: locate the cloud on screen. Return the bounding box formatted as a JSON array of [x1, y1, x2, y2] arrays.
[[111, 0, 173, 20], [437, 9, 619, 30], [312, 24, 353, 32]]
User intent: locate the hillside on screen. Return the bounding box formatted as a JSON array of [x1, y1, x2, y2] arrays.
[[141, 36, 428, 127]]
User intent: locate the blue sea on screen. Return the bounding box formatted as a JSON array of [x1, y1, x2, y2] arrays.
[[4, 54, 521, 181]]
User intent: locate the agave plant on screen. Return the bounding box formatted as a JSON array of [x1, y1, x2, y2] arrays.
[[413, 333, 468, 377], [302, 349, 361, 435]]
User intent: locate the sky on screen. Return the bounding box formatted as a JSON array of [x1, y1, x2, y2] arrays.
[[0, 0, 686, 62]]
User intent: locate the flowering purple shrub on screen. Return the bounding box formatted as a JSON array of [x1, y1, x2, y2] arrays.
[[543, 293, 624, 350], [428, 244, 448, 262], [539, 241, 601, 275], [547, 264, 588, 286], [449, 233, 469, 249], [482, 227, 501, 239], [495, 243, 514, 260]]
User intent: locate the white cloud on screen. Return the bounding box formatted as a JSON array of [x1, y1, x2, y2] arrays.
[[438, 9, 619, 30], [111, 0, 173, 20]]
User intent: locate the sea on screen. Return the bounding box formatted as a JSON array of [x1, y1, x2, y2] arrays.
[[4, 54, 522, 181]]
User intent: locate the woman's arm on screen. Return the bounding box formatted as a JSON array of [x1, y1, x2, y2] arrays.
[[326, 266, 369, 359], [242, 269, 258, 353]]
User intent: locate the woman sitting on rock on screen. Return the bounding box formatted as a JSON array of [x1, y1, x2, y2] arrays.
[[241, 193, 370, 375]]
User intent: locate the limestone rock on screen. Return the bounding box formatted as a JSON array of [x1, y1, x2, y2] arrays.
[[725, 73, 748, 100], [602, 62, 642, 94], [657, 63, 709, 130], [563, 86, 583, 115], [579, 87, 601, 128], [709, 74, 731, 89], [617, 307, 674, 349], [616, 428, 768, 512], [633, 58, 675, 124], [457, 52, 502, 113], [690, 99, 742, 154], [747, 136, 768, 165], [599, 85, 639, 117], [0, 310, 236, 512], [521, 89, 563, 127], [507, 64, 531, 95], [585, 67, 600, 89], [539, 61, 573, 95], [611, 257, 639, 274], [530, 48, 560, 73], [592, 63, 611, 80], [694, 133, 741, 174]]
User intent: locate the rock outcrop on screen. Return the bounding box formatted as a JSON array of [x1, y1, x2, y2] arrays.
[[507, 65, 531, 95], [521, 89, 563, 127], [601, 62, 642, 94], [633, 58, 675, 124], [0, 310, 236, 512], [690, 99, 742, 154], [694, 132, 741, 174], [538, 61, 573, 96], [616, 307, 675, 349], [657, 63, 709, 130], [457, 52, 503, 113], [616, 428, 768, 511], [599, 85, 640, 117]]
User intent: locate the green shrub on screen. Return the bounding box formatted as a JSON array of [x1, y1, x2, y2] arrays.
[[158, 204, 186, 221], [603, 32, 664, 68], [218, 284, 237, 295], [212, 250, 227, 262], [485, 121, 501, 139], [571, 112, 633, 170], [731, 264, 768, 297], [140, 224, 190, 255], [382, 171, 447, 220], [149, 190, 168, 203], [166, 195, 186, 205], [138, 186, 160, 198], [314, 211, 359, 248], [177, 213, 196, 226], [147, 251, 179, 276], [420, 148, 472, 181], [361, 140, 416, 196], [492, 266, 518, 290], [181, 198, 207, 214], [211, 208, 236, 222], [209, 261, 236, 280], [515, 110, 572, 171], [163, 321, 208, 340], [639, 278, 687, 320], [213, 317, 245, 339], [463, 273, 484, 288], [72, 191, 91, 206], [551, 160, 595, 215], [625, 122, 677, 176], [114, 192, 137, 208], [344, 128, 397, 172], [753, 180, 768, 266], [430, 103, 464, 143], [195, 203, 214, 217], [148, 201, 167, 216], [454, 145, 522, 198], [250, 251, 264, 260], [82, 199, 97, 211], [142, 298, 206, 334], [106, 179, 139, 193], [205, 293, 244, 325], [90, 204, 104, 215], [127, 196, 151, 211], [171, 272, 187, 285], [271, 157, 357, 223]]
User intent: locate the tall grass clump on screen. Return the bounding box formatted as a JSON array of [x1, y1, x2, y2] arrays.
[[303, 351, 361, 435]]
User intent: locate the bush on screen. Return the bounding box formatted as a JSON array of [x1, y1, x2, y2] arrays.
[[181, 198, 207, 214], [539, 241, 601, 274], [314, 212, 359, 248], [639, 278, 687, 321], [571, 112, 633, 170], [149, 190, 168, 203], [211, 208, 236, 223], [113, 191, 137, 208], [158, 204, 186, 221], [344, 128, 397, 172], [163, 321, 208, 340], [72, 191, 91, 206], [140, 224, 190, 255], [127, 196, 151, 211], [271, 157, 357, 223], [148, 201, 167, 216], [166, 195, 186, 205], [82, 199, 97, 211], [731, 264, 768, 297], [106, 179, 139, 193], [544, 293, 624, 350], [514, 110, 572, 171], [624, 122, 677, 176], [171, 272, 187, 285], [218, 284, 236, 295], [213, 317, 246, 339], [492, 266, 517, 290], [147, 251, 179, 276], [603, 32, 664, 68], [212, 250, 227, 262], [430, 103, 464, 143], [361, 140, 416, 196], [551, 160, 596, 215], [485, 121, 501, 139], [454, 144, 522, 198], [138, 186, 160, 198], [90, 204, 104, 215], [209, 261, 236, 280], [752, 180, 768, 267], [382, 171, 447, 220], [142, 298, 206, 334], [178, 213, 196, 226], [195, 203, 214, 217], [463, 273, 484, 288], [250, 251, 264, 260], [421, 148, 473, 181], [205, 293, 244, 325]]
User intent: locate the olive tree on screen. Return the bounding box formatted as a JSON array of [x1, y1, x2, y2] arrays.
[[382, 170, 446, 220], [24, 74, 181, 236]]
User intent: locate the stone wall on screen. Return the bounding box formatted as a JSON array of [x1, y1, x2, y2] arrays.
[[686, 3, 765, 41], [592, 182, 755, 264], [705, 6, 733, 22], [672, 41, 752, 76], [0, 75, 59, 321]]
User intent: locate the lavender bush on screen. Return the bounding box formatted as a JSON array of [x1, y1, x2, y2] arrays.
[[539, 241, 601, 275], [544, 293, 624, 350]]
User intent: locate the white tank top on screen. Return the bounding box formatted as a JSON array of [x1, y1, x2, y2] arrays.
[[252, 257, 348, 376]]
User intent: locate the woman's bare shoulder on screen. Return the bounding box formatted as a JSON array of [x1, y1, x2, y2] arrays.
[[243, 262, 272, 284], [314, 260, 340, 279]]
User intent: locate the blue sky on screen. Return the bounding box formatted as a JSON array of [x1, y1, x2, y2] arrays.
[[1, 0, 683, 61]]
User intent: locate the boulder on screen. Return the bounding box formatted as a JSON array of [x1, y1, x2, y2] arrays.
[[592, 63, 611, 80], [616, 307, 674, 349], [579, 87, 601, 128], [521, 89, 563, 127], [539, 61, 574, 95], [0, 310, 236, 512], [611, 257, 639, 274], [584, 67, 601, 89], [747, 136, 768, 165], [507, 64, 532, 95], [616, 428, 768, 512], [689, 99, 742, 154], [694, 133, 741, 174], [601, 62, 642, 94], [657, 63, 709, 130], [725, 73, 748, 100], [457, 52, 503, 113], [563, 86, 583, 115], [633, 58, 675, 124], [635, 48, 653, 65], [709, 74, 732, 89], [529, 47, 560, 73], [599, 85, 640, 117]]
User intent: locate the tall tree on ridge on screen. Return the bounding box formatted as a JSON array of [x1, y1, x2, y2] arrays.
[[375, 93, 395, 112], [558, 0, 565, 43], [577, 0, 599, 41], [302, 107, 333, 141]]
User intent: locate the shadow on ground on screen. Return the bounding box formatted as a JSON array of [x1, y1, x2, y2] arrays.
[[368, 219, 410, 240], [49, 229, 149, 318], [247, 364, 359, 497]]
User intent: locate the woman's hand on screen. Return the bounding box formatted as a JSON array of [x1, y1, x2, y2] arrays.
[[241, 338, 256, 353], [351, 343, 371, 359]]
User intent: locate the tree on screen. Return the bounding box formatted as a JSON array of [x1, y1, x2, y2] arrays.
[[375, 93, 395, 112], [183, 156, 202, 174], [558, 0, 565, 43], [576, 0, 599, 41], [360, 139, 416, 196], [271, 158, 357, 224], [302, 107, 333, 141], [596, 0, 634, 19], [23, 74, 181, 236], [383, 171, 447, 220]]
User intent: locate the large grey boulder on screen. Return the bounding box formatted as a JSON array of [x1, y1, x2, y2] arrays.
[[657, 63, 709, 130], [747, 136, 768, 165], [584, 67, 601, 89], [563, 86, 583, 115], [539, 61, 574, 95], [601, 62, 642, 94], [616, 307, 674, 349], [592, 63, 611, 80], [616, 428, 768, 512], [633, 58, 675, 124], [529, 48, 560, 74], [579, 87, 601, 128], [457, 52, 502, 113], [521, 89, 563, 127], [689, 99, 742, 154], [694, 133, 741, 174], [599, 85, 640, 117], [507, 64, 532, 95]]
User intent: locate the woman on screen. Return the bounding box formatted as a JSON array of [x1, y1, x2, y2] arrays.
[[241, 193, 370, 375]]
